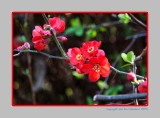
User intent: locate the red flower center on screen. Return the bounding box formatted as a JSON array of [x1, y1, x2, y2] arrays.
[[76, 54, 83, 60], [87, 46, 94, 53], [93, 64, 101, 72]]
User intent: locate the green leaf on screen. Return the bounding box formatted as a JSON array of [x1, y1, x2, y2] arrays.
[[98, 27, 107, 32], [116, 85, 123, 91], [22, 69, 29, 77], [72, 71, 84, 79], [97, 80, 108, 89], [85, 29, 97, 41], [121, 53, 130, 63], [121, 63, 132, 68], [86, 96, 94, 105], [127, 51, 135, 62], [65, 88, 73, 97], [65, 27, 77, 34], [121, 51, 135, 63], [70, 18, 81, 27], [75, 28, 84, 36], [18, 36, 26, 43], [104, 86, 123, 95], [48, 14, 51, 18], [91, 30, 97, 37]]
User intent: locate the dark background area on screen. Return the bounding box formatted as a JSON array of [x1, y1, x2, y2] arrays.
[[13, 13, 147, 105]]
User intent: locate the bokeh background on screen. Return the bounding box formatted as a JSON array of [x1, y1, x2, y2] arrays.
[[13, 13, 147, 105]]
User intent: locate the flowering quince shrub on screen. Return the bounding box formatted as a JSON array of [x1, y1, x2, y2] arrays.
[[13, 14, 147, 105], [67, 41, 110, 82]]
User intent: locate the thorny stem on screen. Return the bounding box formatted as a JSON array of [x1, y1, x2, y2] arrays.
[[41, 13, 67, 58]]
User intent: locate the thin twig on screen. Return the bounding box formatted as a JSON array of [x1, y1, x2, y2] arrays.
[[110, 66, 144, 79], [125, 32, 147, 40], [135, 46, 147, 63], [13, 49, 69, 60], [128, 13, 147, 29], [93, 92, 147, 101]]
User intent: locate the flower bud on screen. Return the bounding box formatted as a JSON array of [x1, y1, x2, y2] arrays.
[[57, 36, 68, 42], [126, 72, 136, 81]]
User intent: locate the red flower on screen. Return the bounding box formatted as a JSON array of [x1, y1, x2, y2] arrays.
[[126, 72, 136, 81], [82, 55, 110, 82], [49, 17, 65, 34], [32, 26, 51, 51], [138, 81, 147, 93], [82, 41, 101, 59], [33, 39, 49, 51], [96, 49, 105, 57], [67, 48, 85, 65]]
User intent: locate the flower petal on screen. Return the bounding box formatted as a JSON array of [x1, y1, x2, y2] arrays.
[[100, 66, 110, 77], [71, 48, 81, 56], [89, 71, 100, 82], [70, 57, 79, 65], [88, 57, 98, 65], [98, 55, 109, 66], [34, 41, 44, 51], [82, 64, 93, 74], [67, 48, 72, 58], [96, 49, 105, 57], [32, 36, 42, 43]]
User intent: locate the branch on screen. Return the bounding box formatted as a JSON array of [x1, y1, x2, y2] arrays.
[[135, 46, 147, 63], [110, 66, 144, 79], [125, 32, 147, 40], [128, 13, 147, 29], [13, 49, 69, 60], [93, 92, 147, 101]]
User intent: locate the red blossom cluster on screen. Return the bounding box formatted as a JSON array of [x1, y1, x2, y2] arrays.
[[31, 17, 67, 51], [67, 41, 110, 82]]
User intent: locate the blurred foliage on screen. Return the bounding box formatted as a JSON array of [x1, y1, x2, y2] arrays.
[[97, 80, 108, 89], [118, 13, 131, 24], [86, 96, 95, 105], [104, 85, 123, 95], [65, 18, 86, 36], [72, 71, 84, 79]]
